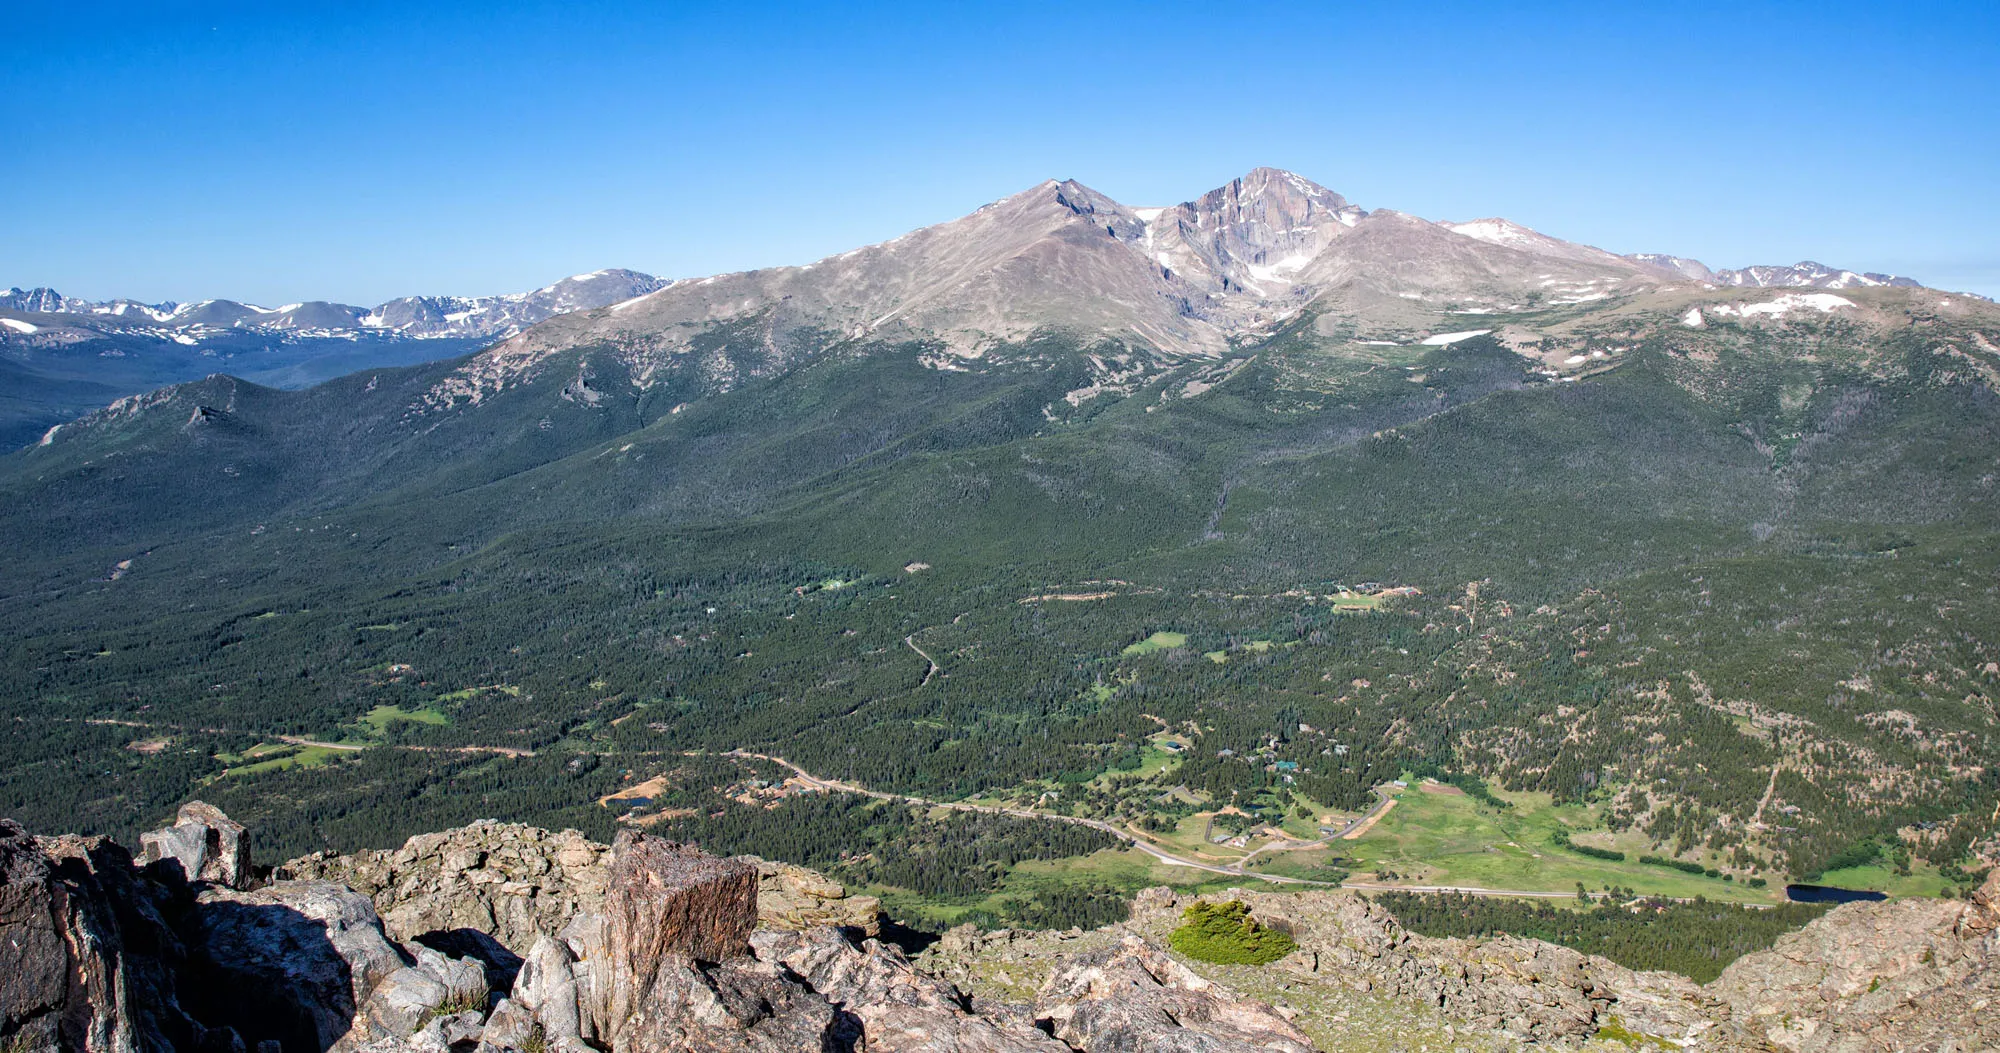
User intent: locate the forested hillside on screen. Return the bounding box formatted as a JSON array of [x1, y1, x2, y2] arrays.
[[5, 179, 1999, 921]]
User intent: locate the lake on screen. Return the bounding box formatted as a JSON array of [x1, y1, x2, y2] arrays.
[[1785, 884, 1889, 905]]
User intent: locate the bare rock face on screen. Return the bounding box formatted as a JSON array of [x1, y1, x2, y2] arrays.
[[1035, 934, 1316, 1052], [140, 801, 253, 890], [0, 821, 220, 1053], [0, 820, 70, 1050], [752, 926, 1066, 1051], [188, 878, 491, 1053], [748, 856, 882, 937], [1709, 869, 2000, 1052], [574, 832, 760, 1047], [280, 820, 611, 967]]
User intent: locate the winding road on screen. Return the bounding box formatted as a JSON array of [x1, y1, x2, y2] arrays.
[[716, 750, 1750, 904]]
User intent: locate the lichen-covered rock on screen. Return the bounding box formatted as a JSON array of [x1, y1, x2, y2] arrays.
[[140, 801, 252, 890], [746, 856, 882, 936], [1036, 934, 1316, 1052]]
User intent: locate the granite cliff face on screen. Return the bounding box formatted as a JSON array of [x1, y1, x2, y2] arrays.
[[5, 807, 1997, 1052]]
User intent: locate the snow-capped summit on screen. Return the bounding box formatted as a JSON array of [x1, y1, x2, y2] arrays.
[[1, 269, 669, 343]]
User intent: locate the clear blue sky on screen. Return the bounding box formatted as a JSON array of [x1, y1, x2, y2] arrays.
[[6, 1, 1996, 304]]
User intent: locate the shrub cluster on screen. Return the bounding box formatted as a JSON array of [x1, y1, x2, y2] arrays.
[[1167, 900, 1297, 965]]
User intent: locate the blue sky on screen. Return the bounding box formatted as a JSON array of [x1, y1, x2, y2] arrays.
[[5, 1, 1997, 304]]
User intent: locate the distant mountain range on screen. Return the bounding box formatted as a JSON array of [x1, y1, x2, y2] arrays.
[[0, 268, 667, 341], [0, 269, 667, 448], [0, 172, 1958, 450]]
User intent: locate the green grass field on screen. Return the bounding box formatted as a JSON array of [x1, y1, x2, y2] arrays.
[[1812, 862, 1951, 898], [360, 704, 450, 735], [1338, 784, 1776, 904], [219, 743, 348, 777], [1123, 631, 1189, 656]]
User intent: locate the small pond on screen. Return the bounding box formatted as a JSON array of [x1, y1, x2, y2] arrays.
[[1785, 884, 1888, 905]]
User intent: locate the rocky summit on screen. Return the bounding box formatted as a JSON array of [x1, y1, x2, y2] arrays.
[[2, 806, 1996, 1052]]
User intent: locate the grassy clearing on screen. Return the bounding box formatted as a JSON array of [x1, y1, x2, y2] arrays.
[[1122, 631, 1189, 656], [221, 743, 345, 777], [1340, 784, 1775, 903], [1811, 861, 1950, 897], [1204, 639, 1283, 664], [360, 704, 449, 735]]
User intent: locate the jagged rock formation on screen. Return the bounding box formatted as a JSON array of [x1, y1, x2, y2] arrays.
[[1035, 935, 1316, 1052], [9, 808, 2000, 1052], [0, 820, 219, 1053], [280, 821, 613, 967], [279, 822, 883, 960], [1708, 873, 2000, 1051], [139, 800, 253, 890]]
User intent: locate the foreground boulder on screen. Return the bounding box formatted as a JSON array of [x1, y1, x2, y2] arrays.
[[187, 879, 493, 1053], [140, 800, 253, 890], [1, 821, 210, 1053]]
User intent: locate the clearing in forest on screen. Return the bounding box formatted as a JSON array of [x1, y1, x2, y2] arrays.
[[1123, 631, 1189, 656]]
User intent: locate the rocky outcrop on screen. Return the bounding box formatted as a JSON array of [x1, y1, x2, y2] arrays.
[[0, 821, 223, 1053], [186, 879, 494, 1053], [515, 831, 850, 1053], [280, 824, 883, 959], [1121, 886, 1738, 1047], [15, 806, 2000, 1053], [1708, 869, 2000, 1051], [753, 926, 1065, 1051], [139, 801, 253, 890], [1036, 935, 1316, 1052], [280, 820, 612, 971], [749, 857, 882, 936]]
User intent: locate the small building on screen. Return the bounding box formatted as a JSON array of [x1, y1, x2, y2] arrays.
[[1160, 741, 1185, 753], [1274, 761, 1298, 771]]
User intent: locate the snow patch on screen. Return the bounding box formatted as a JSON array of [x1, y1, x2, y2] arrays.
[[1421, 329, 1492, 346], [1680, 307, 1705, 328], [1712, 293, 1857, 319], [1446, 219, 1535, 247], [1, 318, 39, 334]]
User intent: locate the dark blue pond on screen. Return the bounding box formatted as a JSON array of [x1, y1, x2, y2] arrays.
[[1786, 884, 1889, 904]]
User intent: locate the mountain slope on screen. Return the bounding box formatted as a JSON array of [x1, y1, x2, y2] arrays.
[[4, 168, 1999, 893]]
